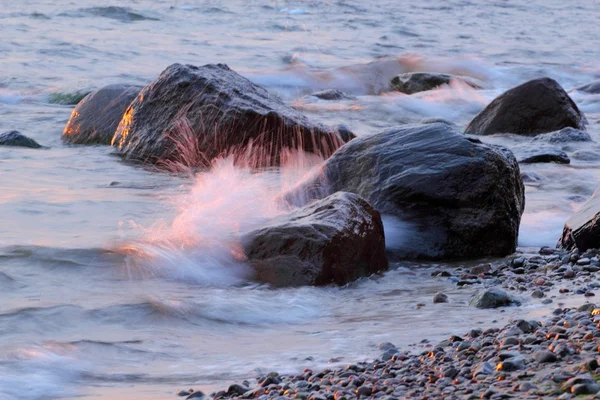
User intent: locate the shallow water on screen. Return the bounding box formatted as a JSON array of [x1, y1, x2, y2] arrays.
[[1, 1, 600, 399]]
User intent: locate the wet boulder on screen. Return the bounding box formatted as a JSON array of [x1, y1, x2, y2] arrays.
[[242, 192, 388, 287], [465, 78, 586, 136], [559, 188, 600, 251], [62, 84, 141, 145], [112, 63, 350, 169], [575, 80, 600, 94], [285, 123, 525, 260], [0, 131, 42, 148], [390, 72, 481, 94]]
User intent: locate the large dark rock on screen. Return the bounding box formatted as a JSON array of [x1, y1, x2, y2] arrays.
[[242, 192, 388, 287], [0, 131, 42, 148], [575, 80, 600, 94], [112, 63, 350, 168], [465, 78, 586, 136], [62, 84, 141, 145], [559, 188, 600, 251], [285, 123, 525, 260], [391, 72, 481, 94]]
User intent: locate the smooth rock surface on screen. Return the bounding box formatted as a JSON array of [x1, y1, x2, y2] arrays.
[[285, 123, 525, 260], [62, 84, 141, 145], [112, 63, 349, 168], [559, 188, 600, 251], [310, 89, 356, 101], [390, 72, 481, 94], [242, 192, 388, 287], [465, 77, 586, 136], [0, 131, 42, 148]]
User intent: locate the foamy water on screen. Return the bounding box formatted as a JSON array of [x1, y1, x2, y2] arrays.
[[1, 1, 600, 398]]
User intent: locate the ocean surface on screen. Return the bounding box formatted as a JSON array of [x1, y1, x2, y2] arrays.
[[1, 1, 600, 399]]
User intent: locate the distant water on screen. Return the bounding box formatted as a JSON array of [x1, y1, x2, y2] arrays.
[[1, 1, 599, 399]]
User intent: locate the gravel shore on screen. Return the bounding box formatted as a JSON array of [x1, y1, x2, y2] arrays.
[[178, 246, 600, 400]]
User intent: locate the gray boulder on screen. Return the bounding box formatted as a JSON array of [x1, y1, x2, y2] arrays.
[[0, 131, 42, 148], [112, 63, 350, 169], [390, 72, 481, 94], [559, 188, 600, 251], [465, 78, 586, 136], [284, 123, 525, 260], [469, 288, 516, 309], [62, 84, 141, 145], [242, 192, 388, 287]]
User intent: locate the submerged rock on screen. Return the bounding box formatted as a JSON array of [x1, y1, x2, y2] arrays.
[[284, 123, 525, 260], [465, 77, 586, 136], [0, 131, 42, 148], [242, 192, 388, 287], [559, 188, 600, 251], [531, 127, 592, 143], [112, 63, 350, 169], [572, 150, 600, 161], [575, 80, 600, 94], [513, 145, 570, 164], [62, 84, 141, 145], [390, 72, 481, 94], [310, 89, 356, 101], [469, 288, 516, 309]]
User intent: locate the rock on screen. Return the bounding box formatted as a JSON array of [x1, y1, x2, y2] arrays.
[[177, 390, 191, 397], [497, 357, 525, 371], [513, 145, 570, 164], [559, 188, 600, 251], [311, 89, 356, 101], [62, 84, 141, 145], [533, 350, 558, 363], [381, 348, 399, 361], [572, 150, 600, 161], [390, 72, 481, 94], [0, 131, 42, 148], [465, 77, 586, 136], [112, 63, 349, 168], [571, 383, 600, 395], [531, 127, 592, 143], [469, 288, 516, 309], [531, 289, 545, 298], [242, 192, 388, 287], [378, 342, 397, 351], [575, 80, 600, 94], [433, 292, 449, 303], [284, 123, 525, 260], [186, 391, 205, 399], [227, 384, 250, 396]]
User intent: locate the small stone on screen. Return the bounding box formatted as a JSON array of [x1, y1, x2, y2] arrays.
[[433, 292, 449, 303], [380, 348, 399, 361], [534, 350, 558, 363], [577, 258, 591, 265], [177, 390, 191, 397], [586, 291, 596, 297], [228, 384, 250, 396], [186, 391, 205, 399], [378, 342, 397, 351], [563, 268, 576, 279], [469, 288, 516, 309], [578, 303, 597, 312], [531, 289, 545, 298], [571, 383, 600, 395]]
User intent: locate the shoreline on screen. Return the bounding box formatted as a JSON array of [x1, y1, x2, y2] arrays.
[[179, 246, 600, 399]]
